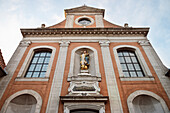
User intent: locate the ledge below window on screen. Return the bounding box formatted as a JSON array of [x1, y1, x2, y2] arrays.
[[120, 76, 154, 81], [15, 77, 49, 81]]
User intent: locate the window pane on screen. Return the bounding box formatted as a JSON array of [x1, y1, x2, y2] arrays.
[[127, 64, 134, 70], [125, 57, 131, 63], [28, 64, 35, 71], [129, 52, 135, 56], [44, 58, 50, 63], [118, 52, 123, 56], [134, 64, 141, 70], [42, 65, 48, 71], [118, 50, 145, 78], [119, 57, 125, 63], [35, 65, 42, 71], [131, 57, 137, 63], [32, 57, 38, 63], [38, 58, 44, 63], [123, 51, 129, 56], [46, 52, 51, 57], [32, 72, 39, 77], [25, 51, 52, 78], [121, 64, 128, 70], [40, 52, 46, 56], [137, 71, 144, 77], [25, 72, 32, 77], [34, 53, 40, 56], [130, 71, 137, 77], [39, 72, 46, 77], [123, 72, 130, 77]]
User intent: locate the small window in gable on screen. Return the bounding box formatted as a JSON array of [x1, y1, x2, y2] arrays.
[[118, 50, 145, 77], [25, 50, 52, 78]]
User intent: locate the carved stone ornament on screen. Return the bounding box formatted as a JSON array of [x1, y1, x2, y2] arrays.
[[59, 41, 70, 47], [138, 40, 150, 46], [68, 81, 101, 96], [19, 40, 32, 47], [99, 41, 110, 47]]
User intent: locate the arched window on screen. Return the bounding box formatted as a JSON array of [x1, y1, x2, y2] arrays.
[[25, 50, 52, 78], [117, 50, 144, 77], [5, 94, 37, 113]]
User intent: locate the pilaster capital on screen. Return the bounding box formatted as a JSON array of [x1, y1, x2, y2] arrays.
[[99, 41, 110, 47], [59, 41, 70, 47], [138, 40, 150, 46], [19, 40, 32, 47]]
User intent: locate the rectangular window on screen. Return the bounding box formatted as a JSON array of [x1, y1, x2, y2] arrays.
[[118, 50, 145, 77], [25, 51, 51, 78]]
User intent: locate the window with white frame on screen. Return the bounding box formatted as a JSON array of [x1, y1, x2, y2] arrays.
[[118, 50, 145, 77], [25, 51, 51, 78]]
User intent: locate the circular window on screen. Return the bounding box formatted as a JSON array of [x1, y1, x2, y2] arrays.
[[78, 18, 91, 26], [75, 16, 94, 26]]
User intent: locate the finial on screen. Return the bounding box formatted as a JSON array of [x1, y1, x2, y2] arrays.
[[124, 23, 129, 28], [41, 24, 46, 28]]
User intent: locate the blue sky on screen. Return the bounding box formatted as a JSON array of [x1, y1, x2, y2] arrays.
[[0, 0, 170, 68]]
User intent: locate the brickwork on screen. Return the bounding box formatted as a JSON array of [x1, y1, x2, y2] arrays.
[[0, 5, 169, 113], [0, 43, 60, 113], [109, 42, 170, 113]]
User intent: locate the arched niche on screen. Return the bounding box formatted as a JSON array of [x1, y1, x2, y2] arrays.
[[1, 90, 42, 113], [5, 94, 37, 113], [133, 95, 165, 113], [74, 48, 95, 76], [127, 90, 169, 113], [68, 46, 101, 81]]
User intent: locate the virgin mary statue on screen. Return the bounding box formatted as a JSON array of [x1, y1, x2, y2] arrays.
[[80, 50, 89, 70]]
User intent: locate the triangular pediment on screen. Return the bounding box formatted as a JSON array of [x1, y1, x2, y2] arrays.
[[65, 5, 105, 15]]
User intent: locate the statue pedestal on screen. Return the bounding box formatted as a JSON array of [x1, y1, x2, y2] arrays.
[[78, 70, 91, 76]]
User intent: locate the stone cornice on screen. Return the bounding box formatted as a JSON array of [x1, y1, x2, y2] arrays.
[[21, 27, 149, 38]]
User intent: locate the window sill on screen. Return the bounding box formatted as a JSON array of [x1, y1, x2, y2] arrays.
[[120, 76, 154, 81], [15, 77, 49, 81]]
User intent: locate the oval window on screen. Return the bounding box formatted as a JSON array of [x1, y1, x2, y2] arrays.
[[78, 18, 91, 26]]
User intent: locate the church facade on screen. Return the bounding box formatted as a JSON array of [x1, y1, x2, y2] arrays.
[[0, 5, 169, 113]]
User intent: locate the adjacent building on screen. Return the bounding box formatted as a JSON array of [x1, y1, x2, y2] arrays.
[[0, 5, 169, 113]]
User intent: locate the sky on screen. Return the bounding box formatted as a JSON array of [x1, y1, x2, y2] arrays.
[[0, 0, 170, 68]]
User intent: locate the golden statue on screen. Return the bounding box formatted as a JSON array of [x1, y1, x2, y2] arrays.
[[80, 50, 89, 70]]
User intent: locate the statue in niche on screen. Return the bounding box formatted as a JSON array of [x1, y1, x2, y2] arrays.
[[80, 50, 89, 70]]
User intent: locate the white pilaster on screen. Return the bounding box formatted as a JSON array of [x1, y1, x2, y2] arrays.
[[0, 40, 30, 99], [138, 40, 170, 98], [99, 41, 123, 113], [95, 15, 104, 28], [46, 41, 70, 113], [65, 15, 74, 28]]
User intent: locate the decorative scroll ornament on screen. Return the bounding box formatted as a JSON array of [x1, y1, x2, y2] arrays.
[[59, 41, 70, 47], [19, 40, 32, 47], [99, 40, 110, 47], [138, 40, 150, 46]]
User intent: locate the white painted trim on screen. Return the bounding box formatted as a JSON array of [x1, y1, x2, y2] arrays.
[[23, 36, 146, 41], [17, 45, 56, 80], [113, 45, 152, 78], [68, 46, 101, 79], [120, 76, 154, 81], [15, 77, 49, 81], [0, 89, 42, 113], [127, 90, 169, 113]]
